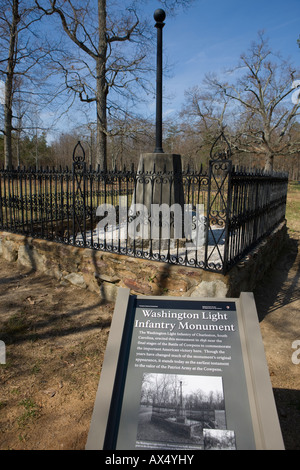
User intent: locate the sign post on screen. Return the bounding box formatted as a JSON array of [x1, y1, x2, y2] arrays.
[[86, 289, 284, 451]]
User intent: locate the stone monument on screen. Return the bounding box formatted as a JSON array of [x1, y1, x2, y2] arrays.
[[133, 10, 185, 241]]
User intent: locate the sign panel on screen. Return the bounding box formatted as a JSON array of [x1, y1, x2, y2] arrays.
[[86, 289, 284, 451]]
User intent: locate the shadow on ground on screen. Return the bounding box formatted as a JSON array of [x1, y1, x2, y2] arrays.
[[254, 235, 299, 322], [254, 232, 300, 451]]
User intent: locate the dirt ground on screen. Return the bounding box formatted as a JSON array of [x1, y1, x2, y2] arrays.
[[254, 231, 300, 451], [0, 232, 299, 450], [0, 262, 114, 450]]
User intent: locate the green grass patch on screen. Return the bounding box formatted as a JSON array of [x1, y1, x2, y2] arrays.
[[17, 398, 40, 428]]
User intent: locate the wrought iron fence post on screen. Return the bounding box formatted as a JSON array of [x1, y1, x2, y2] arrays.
[[72, 141, 86, 246], [205, 163, 212, 269], [223, 161, 233, 273], [205, 133, 232, 273]]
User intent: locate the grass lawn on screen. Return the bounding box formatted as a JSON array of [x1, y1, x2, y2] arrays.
[[286, 182, 300, 235]]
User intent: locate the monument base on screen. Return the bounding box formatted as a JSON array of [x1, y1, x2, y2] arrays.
[[133, 153, 185, 240], [135, 153, 184, 206]]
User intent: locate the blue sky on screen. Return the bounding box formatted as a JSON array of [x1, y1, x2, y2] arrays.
[[37, 0, 300, 137], [2, 0, 298, 138], [148, 0, 300, 118]]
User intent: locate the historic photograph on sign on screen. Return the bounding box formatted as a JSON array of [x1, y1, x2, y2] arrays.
[[135, 373, 236, 450]]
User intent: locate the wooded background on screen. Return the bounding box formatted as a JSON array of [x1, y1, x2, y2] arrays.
[[0, 1, 299, 178]]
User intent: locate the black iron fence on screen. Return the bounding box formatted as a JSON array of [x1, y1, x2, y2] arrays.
[[0, 135, 288, 273]]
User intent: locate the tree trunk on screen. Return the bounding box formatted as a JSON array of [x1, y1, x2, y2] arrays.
[[4, 0, 19, 169], [264, 152, 274, 173], [96, 0, 108, 171], [4, 77, 13, 169], [96, 62, 107, 171]]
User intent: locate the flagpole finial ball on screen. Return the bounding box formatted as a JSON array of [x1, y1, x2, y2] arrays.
[[154, 9, 166, 23]]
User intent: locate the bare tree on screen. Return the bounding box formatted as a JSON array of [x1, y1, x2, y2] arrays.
[[35, 0, 195, 170], [181, 83, 229, 134], [0, 0, 48, 168], [1, 0, 20, 168], [206, 33, 300, 172], [35, 0, 153, 171], [180, 81, 231, 160]]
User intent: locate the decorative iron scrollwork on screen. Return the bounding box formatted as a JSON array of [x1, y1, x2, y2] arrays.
[[73, 141, 85, 163], [210, 132, 232, 161], [72, 141, 86, 245]]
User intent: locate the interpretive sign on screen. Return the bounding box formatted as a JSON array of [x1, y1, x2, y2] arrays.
[[86, 289, 284, 451]]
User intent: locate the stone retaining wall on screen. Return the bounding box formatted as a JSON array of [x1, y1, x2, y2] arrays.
[[0, 221, 288, 300]]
